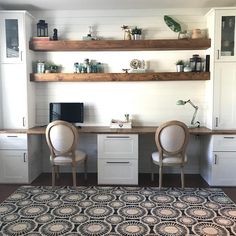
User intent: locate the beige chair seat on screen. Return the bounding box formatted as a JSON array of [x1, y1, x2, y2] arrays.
[[152, 152, 187, 165], [51, 150, 86, 164]]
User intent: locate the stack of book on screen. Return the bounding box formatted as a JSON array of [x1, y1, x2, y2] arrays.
[[110, 119, 132, 129], [32, 36, 50, 41]]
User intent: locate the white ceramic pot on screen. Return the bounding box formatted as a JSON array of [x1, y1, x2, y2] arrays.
[[133, 34, 142, 40], [176, 65, 184, 72]]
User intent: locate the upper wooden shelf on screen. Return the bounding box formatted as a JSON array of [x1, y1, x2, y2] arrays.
[[30, 72, 210, 82], [29, 39, 211, 51]]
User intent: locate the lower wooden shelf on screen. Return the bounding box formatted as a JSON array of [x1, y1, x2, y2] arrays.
[[30, 72, 210, 82]]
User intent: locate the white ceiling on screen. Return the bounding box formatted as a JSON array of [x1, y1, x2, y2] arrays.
[[0, 0, 236, 11]]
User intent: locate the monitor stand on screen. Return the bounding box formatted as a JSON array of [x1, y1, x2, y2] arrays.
[[72, 123, 82, 128]]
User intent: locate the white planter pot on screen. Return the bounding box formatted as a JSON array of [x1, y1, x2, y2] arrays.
[[176, 65, 184, 72], [133, 34, 142, 40]]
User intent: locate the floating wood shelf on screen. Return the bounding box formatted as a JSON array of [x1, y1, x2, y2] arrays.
[[30, 72, 210, 82], [29, 39, 211, 51]]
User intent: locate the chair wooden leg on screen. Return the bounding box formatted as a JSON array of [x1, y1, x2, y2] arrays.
[[151, 157, 154, 181], [55, 165, 60, 179], [84, 157, 88, 181], [72, 166, 77, 187], [159, 166, 162, 189], [181, 166, 184, 189], [52, 165, 56, 187], [151, 172, 154, 182]]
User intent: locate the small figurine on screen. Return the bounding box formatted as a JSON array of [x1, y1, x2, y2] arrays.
[[122, 69, 130, 73], [52, 28, 58, 40]]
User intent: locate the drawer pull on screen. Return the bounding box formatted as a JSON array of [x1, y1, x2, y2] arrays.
[[214, 154, 217, 165], [223, 137, 235, 139], [23, 153, 26, 162], [106, 161, 130, 164], [106, 136, 130, 139], [7, 135, 18, 138], [217, 49, 220, 59], [215, 117, 218, 127], [23, 117, 26, 127]]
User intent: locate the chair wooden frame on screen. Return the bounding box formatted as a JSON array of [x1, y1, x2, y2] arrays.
[[46, 120, 87, 187], [151, 120, 189, 189]]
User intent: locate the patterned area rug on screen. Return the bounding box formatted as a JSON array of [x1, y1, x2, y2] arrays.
[[0, 186, 236, 235]]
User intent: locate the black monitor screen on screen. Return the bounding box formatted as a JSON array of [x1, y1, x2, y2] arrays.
[[49, 103, 84, 123]]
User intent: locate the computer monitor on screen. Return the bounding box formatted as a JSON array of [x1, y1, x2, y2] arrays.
[[49, 102, 84, 124]]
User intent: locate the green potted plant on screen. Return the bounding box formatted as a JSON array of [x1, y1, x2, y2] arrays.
[[131, 26, 142, 40], [45, 62, 60, 73], [176, 60, 184, 72]]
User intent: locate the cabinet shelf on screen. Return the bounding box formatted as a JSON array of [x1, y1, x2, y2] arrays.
[[30, 72, 210, 82], [29, 38, 211, 51]]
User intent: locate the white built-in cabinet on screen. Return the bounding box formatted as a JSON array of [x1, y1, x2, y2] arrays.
[[201, 135, 236, 186], [213, 63, 236, 129], [207, 8, 236, 129], [0, 133, 42, 183], [0, 12, 25, 64], [0, 11, 35, 129], [97, 134, 138, 185], [214, 9, 236, 61]]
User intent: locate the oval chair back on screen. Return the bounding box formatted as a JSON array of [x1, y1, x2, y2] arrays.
[[152, 120, 189, 188], [46, 120, 87, 186]]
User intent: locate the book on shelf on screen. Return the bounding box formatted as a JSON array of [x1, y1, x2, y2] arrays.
[[32, 36, 50, 41]]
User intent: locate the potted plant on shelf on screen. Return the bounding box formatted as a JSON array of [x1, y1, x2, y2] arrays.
[[131, 27, 142, 40], [44, 62, 61, 73], [176, 60, 184, 72]]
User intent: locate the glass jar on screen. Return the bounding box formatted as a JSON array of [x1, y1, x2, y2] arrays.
[[37, 61, 45, 73], [190, 54, 202, 72]]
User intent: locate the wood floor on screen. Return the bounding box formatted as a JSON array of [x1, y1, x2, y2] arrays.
[[1, 173, 236, 203]]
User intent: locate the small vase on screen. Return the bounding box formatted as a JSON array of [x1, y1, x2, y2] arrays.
[[192, 29, 203, 39], [176, 65, 184, 72], [133, 34, 141, 40], [124, 31, 132, 40]]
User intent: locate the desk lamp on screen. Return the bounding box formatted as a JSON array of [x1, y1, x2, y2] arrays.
[[176, 99, 200, 127]]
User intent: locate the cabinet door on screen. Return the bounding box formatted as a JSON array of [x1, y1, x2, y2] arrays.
[[215, 10, 236, 61], [0, 63, 28, 128], [212, 152, 236, 186], [98, 134, 138, 159], [0, 150, 28, 183], [98, 159, 138, 185], [97, 134, 138, 185], [0, 12, 25, 63], [213, 63, 236, 129]]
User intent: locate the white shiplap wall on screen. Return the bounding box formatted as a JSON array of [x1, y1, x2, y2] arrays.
[[30, 9, 208, 173], [31, 9, 208, 127]]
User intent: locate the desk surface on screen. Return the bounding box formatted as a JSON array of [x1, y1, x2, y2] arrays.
[[1, 126, 236, 135]]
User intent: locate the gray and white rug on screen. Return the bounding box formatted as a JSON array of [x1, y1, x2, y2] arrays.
[[0, 186, 236, 235]]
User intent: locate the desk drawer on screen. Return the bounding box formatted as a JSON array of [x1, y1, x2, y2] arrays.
[[97, 134, 138, 159], [0, 134, 27, 149], [98, 158, 138, 185], [213, 135, 236, 151]]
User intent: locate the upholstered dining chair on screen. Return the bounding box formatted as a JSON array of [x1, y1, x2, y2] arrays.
[[46, 120, 87, 187], [151, 120, 189, 189]]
